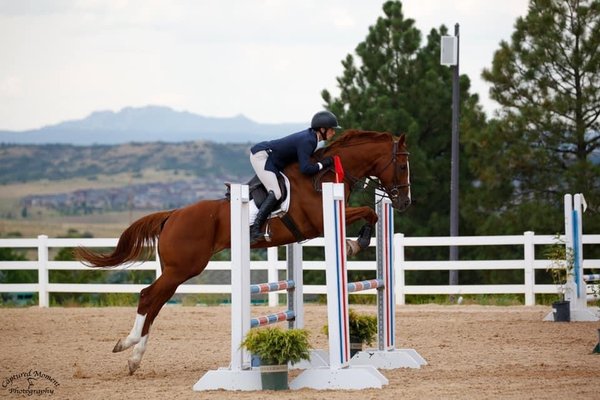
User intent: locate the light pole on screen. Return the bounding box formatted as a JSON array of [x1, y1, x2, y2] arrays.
[[441, 23, 460, 294]]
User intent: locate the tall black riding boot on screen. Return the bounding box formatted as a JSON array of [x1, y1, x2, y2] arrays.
[[250, 191, 278, 244]]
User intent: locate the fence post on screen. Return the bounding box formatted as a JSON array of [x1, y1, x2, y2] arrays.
[[267, 247, 279, 307], [523, 231, 535, 306], [37, 235, 49, 307], [395, 233, 406, 305]]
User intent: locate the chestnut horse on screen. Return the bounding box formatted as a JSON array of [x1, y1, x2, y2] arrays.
[[75, 130, 411, 374]]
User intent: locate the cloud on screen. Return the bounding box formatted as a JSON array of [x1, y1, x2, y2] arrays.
[[0, 0, 530, 130], [0, 76, 22, 97]]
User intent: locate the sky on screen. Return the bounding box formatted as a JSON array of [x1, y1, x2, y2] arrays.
[[0, 0, 530, 131]]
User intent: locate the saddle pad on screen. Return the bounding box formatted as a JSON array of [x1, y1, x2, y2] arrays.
[[248, 173, 291, 225]]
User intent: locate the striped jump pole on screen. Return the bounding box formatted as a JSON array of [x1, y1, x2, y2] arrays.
[[194, 184, 304, 391], [291, 182, 388, 389], [249, 279, 298, 328], [348, 279, 383, 292], [248, 276, 300, 329]]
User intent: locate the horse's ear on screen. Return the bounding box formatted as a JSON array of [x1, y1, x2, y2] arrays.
[[397, 133, 406, 145]]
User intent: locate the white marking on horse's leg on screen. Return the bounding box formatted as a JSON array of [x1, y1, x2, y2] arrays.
[[128, 334, 149, 375], [113, 313, 146, 353], [346, 239, 361, 257]]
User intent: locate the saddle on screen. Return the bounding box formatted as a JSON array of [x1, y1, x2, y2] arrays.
[[224, 174, 304, 242], [224, 174, 287, 209]]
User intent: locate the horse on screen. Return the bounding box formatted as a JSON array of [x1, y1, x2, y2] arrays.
[[75, 129, 411, 374]]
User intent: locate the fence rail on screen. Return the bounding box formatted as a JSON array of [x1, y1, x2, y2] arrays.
[[1, 232, 599, 307]]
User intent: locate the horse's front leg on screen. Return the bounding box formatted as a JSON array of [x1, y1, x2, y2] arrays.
[[345, 206, 378, 257]]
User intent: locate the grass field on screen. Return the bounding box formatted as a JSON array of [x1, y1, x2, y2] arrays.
[[0, 210, 158, 237], [0, 168, 191, 238]]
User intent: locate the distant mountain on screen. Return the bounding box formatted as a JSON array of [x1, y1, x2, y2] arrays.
[[0, 105, 307, 145]]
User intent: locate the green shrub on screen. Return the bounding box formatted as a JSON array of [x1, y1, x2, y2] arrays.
[[241, 327, 311, 365]]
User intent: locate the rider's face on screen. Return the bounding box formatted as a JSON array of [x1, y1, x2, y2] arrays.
[[325, 128, 335, 140]]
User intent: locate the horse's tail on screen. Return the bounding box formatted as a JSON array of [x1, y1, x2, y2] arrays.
[[75, 210, 174, 268]]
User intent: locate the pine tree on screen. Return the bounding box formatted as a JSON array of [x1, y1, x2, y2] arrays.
[[323, 1, 486, 238], [473, 0, 600, 233]]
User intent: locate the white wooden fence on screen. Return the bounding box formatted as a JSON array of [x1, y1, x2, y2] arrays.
[[1, 233, 599, 307]]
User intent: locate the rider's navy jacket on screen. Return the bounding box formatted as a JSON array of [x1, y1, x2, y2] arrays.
[[251, 129, 321, 175]]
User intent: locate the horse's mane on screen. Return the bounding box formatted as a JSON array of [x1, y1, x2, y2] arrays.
[[323, 130, 393, 153]]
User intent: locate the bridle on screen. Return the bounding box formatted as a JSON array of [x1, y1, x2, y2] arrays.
[[370, 140, 410, 204]]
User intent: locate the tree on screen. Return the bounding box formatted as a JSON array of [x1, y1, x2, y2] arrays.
[[472, 0, 600, 234], [323, 0, 486, 240]]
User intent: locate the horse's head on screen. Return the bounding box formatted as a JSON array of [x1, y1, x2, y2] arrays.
[[324, 130, 411, 212], [371, 133, 411, 212]]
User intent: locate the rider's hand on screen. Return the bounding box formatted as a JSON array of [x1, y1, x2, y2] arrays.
[[321, 156, 334, 169]]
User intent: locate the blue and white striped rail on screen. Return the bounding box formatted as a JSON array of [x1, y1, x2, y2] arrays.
[[347, 279, 384, 293], [250, 310, 296, 328], [250, 280, 295, 294]]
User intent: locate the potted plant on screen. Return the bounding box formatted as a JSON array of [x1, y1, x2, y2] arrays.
[[241, 327, 311, 390], [322, 308, 378, 357], [545, 237, 575, 322]]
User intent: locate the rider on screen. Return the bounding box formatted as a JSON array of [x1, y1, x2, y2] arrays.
[[248, 110, 340, 244]]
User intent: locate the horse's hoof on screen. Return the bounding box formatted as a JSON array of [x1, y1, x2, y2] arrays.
[[113, 339, 125, 353], [128, 360, 140, 375]]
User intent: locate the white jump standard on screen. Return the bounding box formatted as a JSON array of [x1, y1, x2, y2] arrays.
[[193, 184, 304, 391], [350, 188, 426, 370], [194, 182, 425, 391], [544, 193, 600, 322], [290, 183, 425, 390]]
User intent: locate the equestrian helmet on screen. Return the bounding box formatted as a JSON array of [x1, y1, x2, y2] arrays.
[[311, 111, 341, 129]]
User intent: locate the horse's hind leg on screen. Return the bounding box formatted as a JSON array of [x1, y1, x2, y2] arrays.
[[113, 269, 187, 374], [128, 272, 186, 374], [112, 276, 164, 354]]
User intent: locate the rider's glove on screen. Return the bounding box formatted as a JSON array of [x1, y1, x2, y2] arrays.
[[320, 156, 334, 169]]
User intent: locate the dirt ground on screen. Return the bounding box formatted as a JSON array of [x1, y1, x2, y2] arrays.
[[1, 304, 599, 400]]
